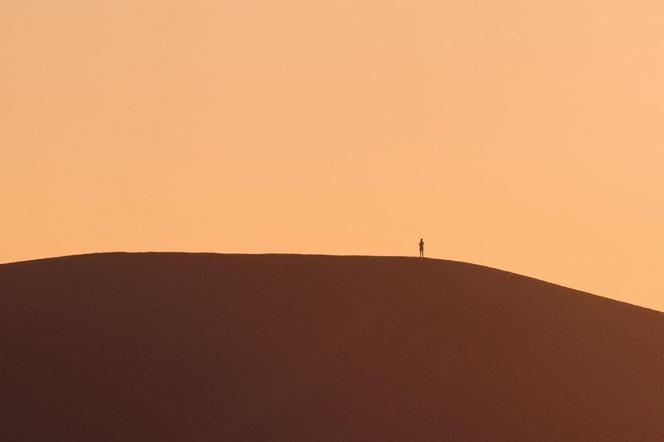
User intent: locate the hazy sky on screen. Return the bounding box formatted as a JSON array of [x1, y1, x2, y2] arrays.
[[2, 1, 663, 310]]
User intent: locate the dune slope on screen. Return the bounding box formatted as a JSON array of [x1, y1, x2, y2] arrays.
[[2, 252, 664, 441]]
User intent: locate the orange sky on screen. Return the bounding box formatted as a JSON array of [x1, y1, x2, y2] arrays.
[[2, 1, 663, 310]]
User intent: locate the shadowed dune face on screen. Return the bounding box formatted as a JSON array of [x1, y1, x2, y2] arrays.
[[2, 253, 664, 441]]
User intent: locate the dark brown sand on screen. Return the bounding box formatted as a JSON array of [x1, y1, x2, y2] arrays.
[[2, 253, 664, 441]]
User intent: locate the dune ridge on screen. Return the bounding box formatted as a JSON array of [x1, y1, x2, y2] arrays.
[[2, 252, 664, 441]]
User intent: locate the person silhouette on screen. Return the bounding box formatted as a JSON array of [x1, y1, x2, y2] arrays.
[[419, 238, 424, 258]]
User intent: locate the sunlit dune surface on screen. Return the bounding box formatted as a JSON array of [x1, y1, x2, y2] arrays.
[[3, 252, 664, 441]]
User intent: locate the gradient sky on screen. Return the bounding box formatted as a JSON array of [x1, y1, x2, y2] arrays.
[[2, 1, 663, 310]]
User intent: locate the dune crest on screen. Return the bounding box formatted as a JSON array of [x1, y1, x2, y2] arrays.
[[2, 252, 664, 441]]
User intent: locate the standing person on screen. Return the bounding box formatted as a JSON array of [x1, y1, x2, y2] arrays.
[[419, 238, 424, 258]]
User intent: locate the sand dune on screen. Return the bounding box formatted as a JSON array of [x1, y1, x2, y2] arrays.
[[2, 252, 664, 441]]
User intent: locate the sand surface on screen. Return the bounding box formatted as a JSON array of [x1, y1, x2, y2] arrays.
[[2, 252, 664, 441]]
